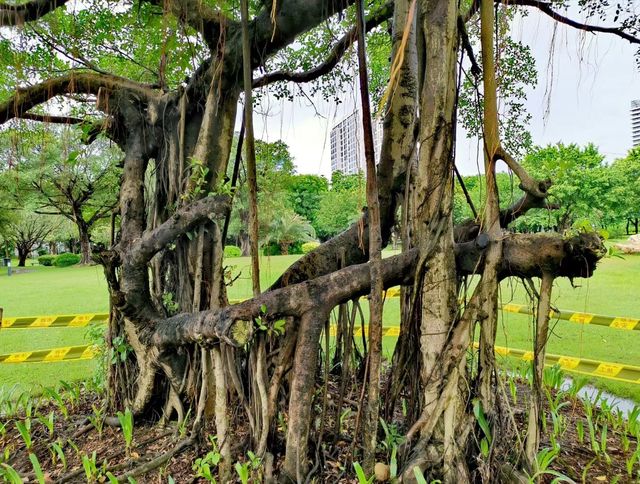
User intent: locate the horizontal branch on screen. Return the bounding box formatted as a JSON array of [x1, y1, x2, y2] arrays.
[[507, 0, 640, 44], [252, 1, 392, 88], [0, 0, 69, 26], [18, 112, 84, 124], [127, 194, 230, 265], [0, 72, 159, 125], [152, 231, 605, 349]]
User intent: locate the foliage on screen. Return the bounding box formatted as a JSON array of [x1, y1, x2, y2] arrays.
[[287, 174, 328, 227], [53, 252, 81, 267], [263, 210, 316, 255], [315, 172, 366, 239], [517, 144, 612, 231], [38, 254, 56, 266], [301, 241, 320, 253], [224, 245, 242, 258]]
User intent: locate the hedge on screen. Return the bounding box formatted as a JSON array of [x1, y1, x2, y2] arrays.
[[224, 245, 242, 258], [53, 252, 81, 267], [38, 255, 56, 266]]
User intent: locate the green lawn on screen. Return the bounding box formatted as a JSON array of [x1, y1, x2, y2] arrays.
[[1, 251, 639, 401]]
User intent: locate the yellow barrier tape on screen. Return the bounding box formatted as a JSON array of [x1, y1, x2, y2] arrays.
[[1, 313, 109, 329], [0, 345, 97, 364]]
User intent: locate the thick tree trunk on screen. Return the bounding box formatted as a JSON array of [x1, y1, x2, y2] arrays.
[[77, 222, 92, 264], [17, 247, 28, 267]]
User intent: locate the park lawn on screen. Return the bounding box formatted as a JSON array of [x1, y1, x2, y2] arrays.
[[1, 252, 639, 401]]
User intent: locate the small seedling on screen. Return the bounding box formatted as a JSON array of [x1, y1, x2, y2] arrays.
[[116, 407, 134, 455]]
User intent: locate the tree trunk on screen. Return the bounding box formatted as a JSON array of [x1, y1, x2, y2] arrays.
[[17, 247, 28, 267], [78, 223, 92, 264]]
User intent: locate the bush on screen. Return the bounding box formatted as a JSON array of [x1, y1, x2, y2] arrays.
[[37, 248, 47, 256], [224, 245, 242, 258], [301, 241, 320, 254], [38, 255, 56, 266], [53, 252, 81, 267]]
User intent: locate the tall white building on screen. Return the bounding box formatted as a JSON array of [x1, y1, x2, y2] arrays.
[[330, 110, 383, 174], [632, 100, 640, 147]]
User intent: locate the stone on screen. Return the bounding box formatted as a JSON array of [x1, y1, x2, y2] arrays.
[[615, 234, 640, 254], [374, 462, 390, 482]]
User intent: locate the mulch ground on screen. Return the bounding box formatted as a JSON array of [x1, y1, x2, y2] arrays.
[[1, 380, 638, 483]]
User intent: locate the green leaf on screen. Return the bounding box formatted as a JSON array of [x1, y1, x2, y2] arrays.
[[29, 454, 45, 484]]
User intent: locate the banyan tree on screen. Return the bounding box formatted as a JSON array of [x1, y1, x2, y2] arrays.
[[0, 0, 637, 480]]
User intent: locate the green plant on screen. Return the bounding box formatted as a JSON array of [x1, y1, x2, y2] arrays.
[[37, 411, 55, 437], [412, 466, 428, 484], [543, 364, 565, 390], [116, 408, 134, 455], [43, 387, 68, 418], [353, 462, 374, 484], [301, 241, 320, 253], [224, 245, 242, 258], [473, 399, 492, 457], [82, 451, 99, 483], [235, 451, 262, 484], [15, 419, 32, 450], [525, 446, 574, 483], [193, 437, 221, 482], [380, 418, 404, 456], [89, 405, 105, 437], [37, 254, 56, 266], [235, 461, 250, 484], [576, 420, 584, 444], [0, 463, 23, 484], [50, 441, 67, 471], [162, 292, 180, 314], [53, 252, 81, 267], [29, 453, 45, 484]]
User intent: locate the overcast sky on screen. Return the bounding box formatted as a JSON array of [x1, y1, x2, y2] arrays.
[[245, 8, 640, 178]]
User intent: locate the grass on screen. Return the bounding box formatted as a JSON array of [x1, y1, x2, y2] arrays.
[[1, 251, 639, 400]]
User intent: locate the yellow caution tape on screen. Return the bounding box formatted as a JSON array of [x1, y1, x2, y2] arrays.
[[475, 343, 640, 385], [1, 313, 108, 329], [3, 332, 639, 386], [500, 303, 640, 331], [0, 345, 99, 364]]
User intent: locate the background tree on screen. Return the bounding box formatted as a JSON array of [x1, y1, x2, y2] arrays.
[[286, 174, 328, 229], [315, 171, 365, 239], [0, 126, 120, 263], [263, 209, 315, 255], [4, 212, 55, 266]]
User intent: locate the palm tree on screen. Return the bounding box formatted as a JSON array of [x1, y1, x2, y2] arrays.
[[264, 210, 316, 255]]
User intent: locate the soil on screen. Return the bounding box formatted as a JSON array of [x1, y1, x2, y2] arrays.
[[1, 379, 638, 483]]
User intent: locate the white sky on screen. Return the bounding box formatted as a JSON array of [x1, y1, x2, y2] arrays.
[[245, 8, 640, 177]]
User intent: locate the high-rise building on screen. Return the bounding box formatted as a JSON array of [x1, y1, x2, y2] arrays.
[[330, 110, 383, 175], [632, 100, 640, 147]]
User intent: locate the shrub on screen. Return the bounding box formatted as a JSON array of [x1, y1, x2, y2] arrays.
[[301, 241, 320, 254], [37, 248, 47, 256], [38, 255, 56, 266], [224, 245, 242, 258], [53, 252, 81, 267]]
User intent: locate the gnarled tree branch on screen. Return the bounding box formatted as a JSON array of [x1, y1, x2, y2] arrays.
[[0, 72, 159, 124], [252, 1, 393, 89], [506, 0, 640, 45], [152, 231, 605, 349]]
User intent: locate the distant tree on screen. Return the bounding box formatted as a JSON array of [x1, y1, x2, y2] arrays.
[[521, 144, 611, 231], [287, 174, 328, 228], [228, 139, 296, 254], [0, 127, 121, 264], [263, 210, 316, 255], [313, 171, 366, 239], [610, 148, 640, 234], [4, 213, 55, 266]]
